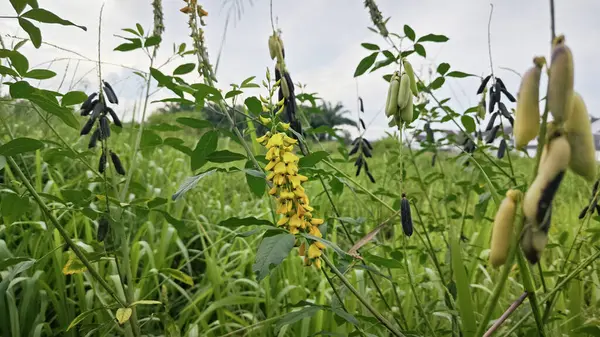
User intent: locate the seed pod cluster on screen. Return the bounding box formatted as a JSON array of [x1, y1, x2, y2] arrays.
[[521, 133, 570, 263], [489, 189, 521, 267], [386, 60, 418, 129], [79, 83, 126, 176], [400, 193, 413, 237], [349, 97, 376, 183]]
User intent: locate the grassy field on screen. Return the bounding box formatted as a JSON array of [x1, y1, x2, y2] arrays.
[[1, 103, 599, 336]]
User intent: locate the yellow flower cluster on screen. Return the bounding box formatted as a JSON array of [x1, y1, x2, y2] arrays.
[[257, 131, 326, 268]]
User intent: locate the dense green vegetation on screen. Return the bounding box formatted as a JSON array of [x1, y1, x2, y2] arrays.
[[1, 1, 599, 337]]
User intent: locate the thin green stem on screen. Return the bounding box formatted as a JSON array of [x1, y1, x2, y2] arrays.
[[322, 254, 405, 337], [6, 156, 126, 307]]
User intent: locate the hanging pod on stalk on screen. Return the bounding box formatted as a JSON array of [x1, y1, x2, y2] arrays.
[[396, 72, 412, 110], [402, 59, 418, 96], [514, 56, 545, 149], [489, 189, 521, 267], [564, 92, 597, 181], [547, 35, 574, 124]]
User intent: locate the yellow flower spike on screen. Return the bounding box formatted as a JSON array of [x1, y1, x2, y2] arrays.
[[313, 258, 322, 269], [279, 122, 290, 131], [273, 162, 287, 175], [276, 202, 288, 214], [308, 244, 322, 259], [311, 218, 324, 226], [268, 186, 278, 195], [289, 214, 303, 228], [266, 133, 283, 148], [259, 115, 272, 125], [277, 217, 289, 226], [283, 135, 298, 146], [289, 174, 308, 188], [284, 145, 294, 152], [299, 242, 306, 256], [265, 160, 277, 171], [282, 152, 299, 163]]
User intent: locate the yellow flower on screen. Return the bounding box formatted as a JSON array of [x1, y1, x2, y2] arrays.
[[309, 226, 322, 238], [282, 152, 299, 163], [268, 186, 278, 195], [315, 241, 326, 249], [299, 242, 306, 256], [283, 134, 297, 146], [265, 160, 277, 171], [266, 172, 275, 181], [286, 163, 298, 175], [279, 122, 290, 130], [266, 133, 283, 148], [308, 243, 322, 259], [311, 218, 324, 226], [273, 162, 287, 175], [313, 258, 322, 269], [288, 174, 308, 188], [259, 115, 272, 125], [277, 217, 289, 226], [266, 147, 279, 160], [273, 174, 286, 185], [256, 133, 270, 144], [279, 191, 295, 199], [289, 214, 303, 229]]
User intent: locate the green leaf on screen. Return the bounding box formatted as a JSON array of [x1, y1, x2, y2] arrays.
[[1, 193, 29, 218], [417, 33, 449, 43], [0, 257, 34, 270], [461, 115, 476, 133], [362, 252, 403, 268], [135, 23, 144, 36], [217, 216, 273, 228], [298, 151, 329, 168], [244, 97, 262, 115], [1, 50, 29, 75], [155, 210, 186, 233], [437, 62, 450, 75], [403, 25, 416, 41], [173, 63, 195, 75], [116, 308, 132, 325], [0, 156, 5, 170], [9, 80, 34, 98], [245, 161, 265, 197], [140, 130, 163, 149], [24, 69, 55, 79], [330, 306, 359, 326], [176, 117, 212, 129], [21, 8, 86, 30], [130, 300, 162, 307], [9, 0, 27, 14], [160, 268, 194, 286], [18, 18, 41, 48], [171, 169, 217, 200], [353, 52, 378, 77], [0, 137, 43, 156], [361, 43, 379, 50], [61, 188, 92, 206], [147, 197, 167, 209], [275, 306, 322, 333], [253, 232, 295, 281], [163, 137, 192, 156], [26, 0, 38, 8], [114, 41, 142, 52], [206, 150, 246, 163], [0, 65, 19, 77], [67, 308, 106, 331], [144, 35, 161, 47], [147, 123, 182, 132], [572, 325, 600, 336], [191, 130, 218, 170], [414, 44, 426, 57], [61, 91, 88, 106], [430, 76, 445, 90], [225, 90, 243, 99], [446, 71, 476, 78], [28, 93, 80, 129]]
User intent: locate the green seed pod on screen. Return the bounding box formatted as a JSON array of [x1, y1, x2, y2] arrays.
[[402, 59, 418, 96], [523, 135, 570, 228], [514, 57, 544, 149], [489, 189, 521, 267], [399, 94, 414, 124], [548, 35, 574, 124], [385, 74, 400, 117], [565, 93, 596, 181], [268, 35, 278, 60], [280, 73, 290, 99], [396, 73, 411, 110]]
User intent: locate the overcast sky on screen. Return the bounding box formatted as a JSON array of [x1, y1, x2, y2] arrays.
[[1, 0, 599, 140]]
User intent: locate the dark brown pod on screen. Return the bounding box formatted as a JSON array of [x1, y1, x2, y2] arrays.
[[80, 96, 98, 116], [349, 142, 360, 156], [477, 75, 491, 94], [359, 118, 366, 130], [363, 138, 373, 150], [593, 180, 599, 196], [97, 216, 109, 242], [90, 100, 104, 121], [88, 128, 100, 148], [362, 142, 372, 158], [596, 204, 600, 215], [99, 150, 107, 173], [400, 194, 413, 237], [501, 88, 516, 102], [106, 107, 122, 127], [354, 155, 363, 168], [425, 123, 434, 142], [486, 125, 500, 144], [103, 81, 118, 104], [80, 118, 96, 136], [498, 102, 511, 119], [99, 116, 111, 139], [110, 151, 126, 175], [358, 97, 364, 113], [578, 206, 589, 220], [366, 171, 375, 183], [497, 139, 507, 158], [431, 153, 437, 167], [488, 86, 497, 113], [486, 112, 498, 131]]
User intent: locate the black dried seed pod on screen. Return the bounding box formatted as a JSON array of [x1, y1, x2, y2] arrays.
[[535, 172, 564, 229], [425, 123, 434, 142], [496, 77, 507, 90], [358, 97, 364, 113], [593, 180, 599, 196], [97, 216, 109, 242], [99, 116, 111, 139], [349, 142, 360, 156], [578, 206, 589, 220], [359, 118, 366, 130], [284, 72, 294, 95], [356, 161, 363, 176], [90, 100, 105, 123], [590, 195, 598, 212], [80, 96, 98, 116], [498, 102, 511, 119], [596, 204, 600, 215], [362, 142, 372, 158], [88, 128, 100, 148], [494, 81, 502, 101], [110, 151, 126, 175], [506, 114, 514, 126], [363, 138, 373, 150], [351, 137, 360, 145], [400, 193, 413, 237], [80, 117, 96, 136], [486, 125, 500, 144], [99, 151, 107, 173], [488, 86, 497, 113], [354, 155, 363, 168], [497, 139, 507, 159], [106, 107, 122, 127], [366, 171, 376, 183], [81, 92, 98, 110], [477, 75, 491, 94], [431, 153, 437, 167], [275, 67, 283, 102], [103, 81, 119, 104], [486, 112, 498, 131], [501, 88, 516, 102]]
